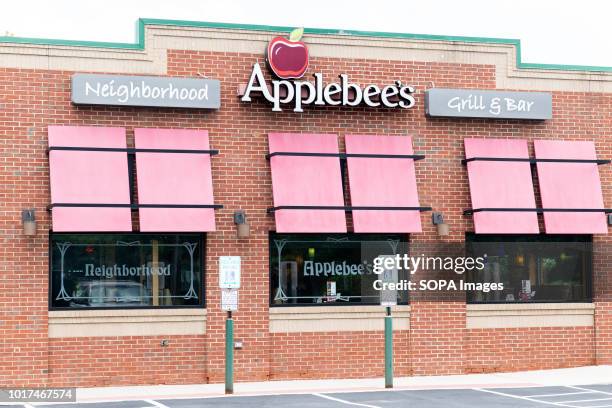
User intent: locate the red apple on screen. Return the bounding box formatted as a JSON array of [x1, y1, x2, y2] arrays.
[[266, 28, 309, 79]]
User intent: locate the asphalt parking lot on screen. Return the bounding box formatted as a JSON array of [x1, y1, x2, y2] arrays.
[[7, 383, 612, 408]]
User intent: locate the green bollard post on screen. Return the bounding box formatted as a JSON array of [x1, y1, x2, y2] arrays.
[[384, 306, 393, 389], [225, 311, 234, 394]]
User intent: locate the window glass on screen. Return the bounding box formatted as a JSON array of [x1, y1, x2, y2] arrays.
[[466, 234, 591, 303], [270, 233, 409, 306], [50, 233, 204, 309]]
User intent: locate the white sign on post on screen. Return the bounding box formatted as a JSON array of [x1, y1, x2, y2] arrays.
[[219, 256, 241, 289], [378, 255, 398, 307], [221, 288, 239, 311]]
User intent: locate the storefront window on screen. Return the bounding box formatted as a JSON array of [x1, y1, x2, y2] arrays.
[[466, 234, 592, 303], [50, 233, 204, 309], [270, 233, 409, 306]]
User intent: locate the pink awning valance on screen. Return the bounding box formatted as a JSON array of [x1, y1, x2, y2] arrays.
[[268, 133, 346, 233], [48, 126, 132, 232], [345, 134, 422, 233], [134, 128, 217, 232], [535, 140, 607, 234], [464, 138, 539, 234]]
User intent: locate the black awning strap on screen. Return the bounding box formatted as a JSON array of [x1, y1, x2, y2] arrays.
[[462, 157, 609, 165], [48, 146, 219, 155], [267, 205, 432, 214], [464, 207, 612, 216], [266, 152, 425, 160], [48, 203, 223, 211]]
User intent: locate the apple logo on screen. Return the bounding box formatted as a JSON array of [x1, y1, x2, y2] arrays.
[[265, 27, 309, 79]]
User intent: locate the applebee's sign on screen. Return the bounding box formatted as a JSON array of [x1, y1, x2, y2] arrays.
[[241, 28, 416, 112]]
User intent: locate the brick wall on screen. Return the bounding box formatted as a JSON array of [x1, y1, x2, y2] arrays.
[[409, 301, 466, 375], [467, 326, 595, 373], [48, 335, 207, 387], [269, 330, 411, 380], [0, 43, 609, 387]]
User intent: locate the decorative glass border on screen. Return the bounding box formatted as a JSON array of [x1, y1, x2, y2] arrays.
[[49, 231, 206, 310], [271, 235, 401, 303]]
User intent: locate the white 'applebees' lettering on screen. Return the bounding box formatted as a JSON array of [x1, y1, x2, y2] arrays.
[[241, 63, 416, 112]]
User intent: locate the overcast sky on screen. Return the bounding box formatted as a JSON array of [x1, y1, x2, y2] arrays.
[[1, 0, 611, 67]]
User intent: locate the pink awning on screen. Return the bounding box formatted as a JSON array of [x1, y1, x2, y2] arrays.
[[465, 138, 539, 234], [48, 126, 132, 231], [268, 133, 346, 232], [134, 128, 216, 232], [345, 135, 422, 232], [535, 140, 607, 234]]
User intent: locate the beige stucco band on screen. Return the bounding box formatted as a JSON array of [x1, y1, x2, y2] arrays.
[[269, 305, 410, 333], [467, 303, 595, 329], [48, 308, 207, 338], [0, 25, 611, 92]]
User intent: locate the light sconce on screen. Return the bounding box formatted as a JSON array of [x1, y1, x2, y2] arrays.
[[233, 210, 250, 238], [432, 212, 449, 236], [22, 209, 36, 236], [608, 214, 612, 226]]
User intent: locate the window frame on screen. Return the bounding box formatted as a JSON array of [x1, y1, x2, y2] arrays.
[[268, 231, 410, 308], [48, 231, 207, 311], [465, 233, 593, 304]]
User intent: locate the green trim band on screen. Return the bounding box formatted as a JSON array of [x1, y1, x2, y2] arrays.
[[0, 18, 610, 73]]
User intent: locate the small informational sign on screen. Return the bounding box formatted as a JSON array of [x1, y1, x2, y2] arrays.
[[378, 255, 398, 307], [219, 256, 241, 288], [425, 88, 552, 120], [521, 279, 531, 294], [326, 281, 336, 297], [71, 73, 221, 109], [326, 281, 337, 302], [221, 288, 238, 311]]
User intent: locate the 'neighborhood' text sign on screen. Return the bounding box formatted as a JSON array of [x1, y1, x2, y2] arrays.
[[425, 88, 552, 120], [72, 74, 221, 109]]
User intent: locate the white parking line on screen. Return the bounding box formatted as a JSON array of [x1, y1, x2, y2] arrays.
[[558, 397, 612, 404], [474, 388, 575, 407], [528, 391, 596, 398], [145, 400, 171, 408], [313, 393, 382, 408], [568, 386, 612, 396], [568, 405, 612, 408]]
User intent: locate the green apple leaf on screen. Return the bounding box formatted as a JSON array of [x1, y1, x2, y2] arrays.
[[289, 27, 304, 42]]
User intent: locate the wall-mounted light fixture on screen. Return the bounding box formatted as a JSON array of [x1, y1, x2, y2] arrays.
[[22, 209, 36, 236], [233, 210, 250, 238], [432, 212, 449, 236], [608, 214, 612, 226]]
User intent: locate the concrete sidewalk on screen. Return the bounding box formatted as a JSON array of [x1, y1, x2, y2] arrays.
[[72, 365, 612, 403]]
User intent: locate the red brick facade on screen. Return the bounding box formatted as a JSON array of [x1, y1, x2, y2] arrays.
[[466, 326, 595, 373], [0, 25, 610, 387], [270, 331, 411, 380]]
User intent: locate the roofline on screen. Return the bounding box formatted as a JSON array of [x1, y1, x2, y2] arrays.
[[0, 17, 610, 73]]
